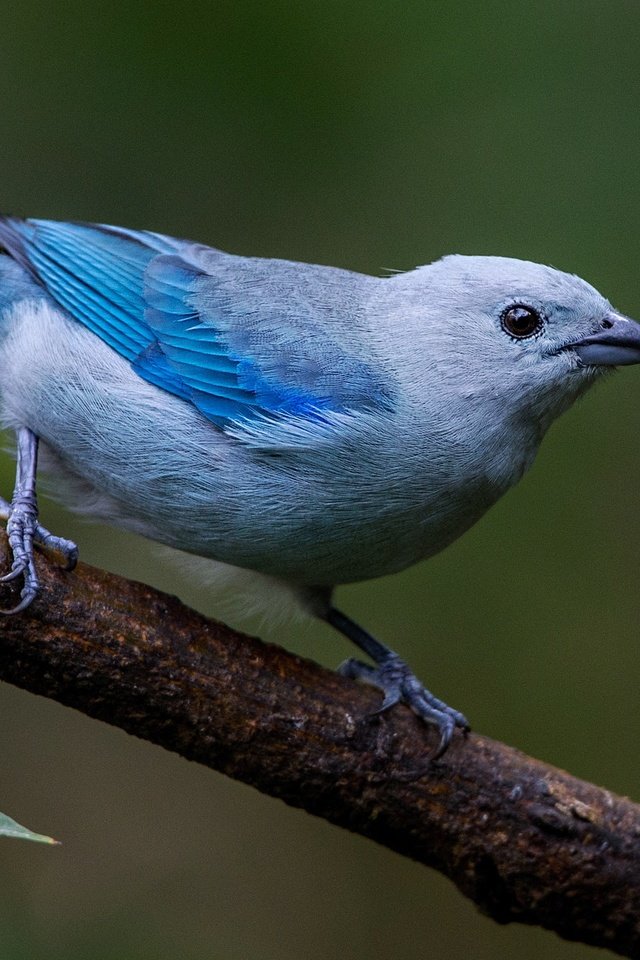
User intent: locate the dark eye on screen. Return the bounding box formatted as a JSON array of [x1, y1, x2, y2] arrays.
[[500, 304, 545, 340]]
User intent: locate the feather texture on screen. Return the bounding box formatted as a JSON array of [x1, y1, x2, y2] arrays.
[[0, 219, 618, 589], [0, 218, 391, 427]]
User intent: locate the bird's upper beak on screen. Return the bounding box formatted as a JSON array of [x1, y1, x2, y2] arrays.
[[570, 312, 640, 366]]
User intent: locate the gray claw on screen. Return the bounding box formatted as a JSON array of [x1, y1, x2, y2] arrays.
[[328, 608, 469, 759], [35, 529, 79, 571], [341, 652, 468, 758], [0, 570, 39, 615], [0, 427, 78, 613]]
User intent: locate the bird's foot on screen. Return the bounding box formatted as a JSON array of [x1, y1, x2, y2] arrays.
[[0, 503, 78, 614], [0, 428, 78, 614], [0, 496, 77, 566], [0, 490, 42, 613], [339, 653, 469, 760]]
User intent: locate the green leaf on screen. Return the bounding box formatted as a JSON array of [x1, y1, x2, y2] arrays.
[[0, 812, 59, 845]]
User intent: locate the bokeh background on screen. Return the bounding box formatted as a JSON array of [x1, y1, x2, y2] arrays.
[[0, 1, 638, 957]]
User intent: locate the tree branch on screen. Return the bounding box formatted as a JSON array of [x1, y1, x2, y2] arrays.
[[0, 537, 638, 956]]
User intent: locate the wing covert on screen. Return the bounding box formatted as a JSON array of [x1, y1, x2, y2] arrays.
[[0, 217, 391, 428]]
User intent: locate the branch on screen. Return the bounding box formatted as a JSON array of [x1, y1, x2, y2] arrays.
[[0, 537, 638, 957]]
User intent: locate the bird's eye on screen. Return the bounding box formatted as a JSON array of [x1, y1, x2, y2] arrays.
[[500, 304, 545, 340]]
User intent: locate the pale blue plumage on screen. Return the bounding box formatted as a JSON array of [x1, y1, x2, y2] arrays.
[[0, 216, 638, 754], [0, 219, 388, 427]]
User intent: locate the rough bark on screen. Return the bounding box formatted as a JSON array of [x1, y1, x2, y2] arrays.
[[0, 538, 638, 956]]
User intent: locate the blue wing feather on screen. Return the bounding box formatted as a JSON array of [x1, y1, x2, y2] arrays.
[[0, 217, 391, 429], [0, 219, 155, 359], [25, 246, 146, 357], [131, 343, 191, 401]]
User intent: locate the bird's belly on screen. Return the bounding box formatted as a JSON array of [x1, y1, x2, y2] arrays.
[[38, 435, 502, 585], [0, 304, 514, 587]]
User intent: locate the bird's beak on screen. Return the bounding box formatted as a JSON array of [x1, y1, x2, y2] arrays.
[[570, 312, 640, 366]]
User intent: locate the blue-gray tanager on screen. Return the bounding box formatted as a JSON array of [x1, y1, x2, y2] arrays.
[[0, 217, 638, 757]]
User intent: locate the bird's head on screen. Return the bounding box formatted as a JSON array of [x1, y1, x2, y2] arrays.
[[397, 255, 640, 432]]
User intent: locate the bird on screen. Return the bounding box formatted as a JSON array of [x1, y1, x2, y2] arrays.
[[0, 217, 638, 758]]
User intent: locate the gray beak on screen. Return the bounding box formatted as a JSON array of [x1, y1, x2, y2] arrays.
[[571, 312, 640, 366]]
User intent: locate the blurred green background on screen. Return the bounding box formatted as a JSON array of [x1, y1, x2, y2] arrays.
[[0, 1, 638, 957]]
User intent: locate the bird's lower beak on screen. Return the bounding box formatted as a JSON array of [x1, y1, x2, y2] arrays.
[[571, 313, 640, 366]]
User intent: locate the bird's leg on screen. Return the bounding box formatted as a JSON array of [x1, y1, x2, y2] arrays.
[[0, 427, 78, 614], [325, 607, 469, 759]]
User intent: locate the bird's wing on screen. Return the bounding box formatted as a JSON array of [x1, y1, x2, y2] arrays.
[[0, 218, 391, 428]]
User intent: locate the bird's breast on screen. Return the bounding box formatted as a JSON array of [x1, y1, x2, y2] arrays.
[[0, 303, 540, 587]]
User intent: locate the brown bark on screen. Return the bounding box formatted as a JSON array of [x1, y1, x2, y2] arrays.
[[0, 537, 638, 956]]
